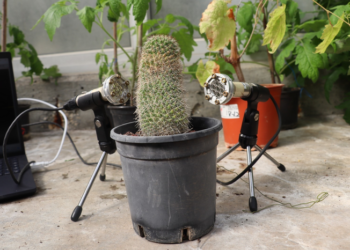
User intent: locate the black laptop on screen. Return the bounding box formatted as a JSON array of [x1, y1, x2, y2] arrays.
[[0, 52, 36, 202]]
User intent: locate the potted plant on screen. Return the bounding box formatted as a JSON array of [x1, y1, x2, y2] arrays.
[[111, 35, 222, 244], [190, 0, 350, 147], [275, 0, 350, 125], [34, 0, 197, 127]]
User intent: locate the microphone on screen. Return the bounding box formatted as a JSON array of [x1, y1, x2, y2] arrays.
[[203, 73, 269, 105], [63, 74, 130, 111]]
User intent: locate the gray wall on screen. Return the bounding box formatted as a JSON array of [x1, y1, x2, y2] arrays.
[[4, 0, 131, 55]]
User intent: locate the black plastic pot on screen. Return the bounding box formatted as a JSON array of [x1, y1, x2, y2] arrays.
[[280, 88, 300, 129], [110, 117, 222, 244], [106, 105, 136, 128], [18, 104, 31, 141]]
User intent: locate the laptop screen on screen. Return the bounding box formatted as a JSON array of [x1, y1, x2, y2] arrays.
[[0, 56, 24, 157]]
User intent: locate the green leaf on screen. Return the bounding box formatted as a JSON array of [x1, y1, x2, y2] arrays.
[[324, 67, 347, 103], [236, 2, 255, 33], [315, 13, 344, 54], [285, 0, 298, 24], [199, 0, 236, 51], [330, 5, 350, 25], [142, 19, 161, 36], [297, 20, 328, 32], [18, 49, 31, 67], [195, 60, 220, 86], [129, 0, 151, 25], [21, 71, 34, 84], [165, 14, 175, 23], [77, 6, 95, 32], [95, 52, 101, 64], [275, 39, 295, 74], [172, 28, 197, 61], [120, 3, 129, 19], [174, 15, 194, 36], [109, 0, 121, 16], [96, 0, 109, 8], [9, 25, 25, 45], [154, 24, 171, 35], [194, 25, 208, 44], [6, 43, 17, 58], [245, 34, 263, 55], [215, 57, 235, 76], [335, 93, 350, 124], [41, 65, 62, 83], [41, 0, 78, 40], [295, 42, 325, 83], [187, 60, 200, 80], [262, 4, 286, 54], [126, 0, 133, 11], [155, 0, 162, 14]]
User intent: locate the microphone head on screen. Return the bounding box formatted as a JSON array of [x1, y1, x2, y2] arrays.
[[101, 74, 131, 105], [203, 73, 234, 105]]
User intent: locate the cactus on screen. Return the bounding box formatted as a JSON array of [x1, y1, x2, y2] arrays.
[[136, 35, 189, 136]]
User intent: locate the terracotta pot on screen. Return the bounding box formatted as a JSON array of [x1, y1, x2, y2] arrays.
[[220, 84, 283, 148]]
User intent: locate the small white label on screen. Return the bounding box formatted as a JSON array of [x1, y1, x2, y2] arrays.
[[220, 104, 240, 119]]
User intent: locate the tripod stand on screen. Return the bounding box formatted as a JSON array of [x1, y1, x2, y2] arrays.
[[216, 87, 285, 212], [71, 103, 116, 222]]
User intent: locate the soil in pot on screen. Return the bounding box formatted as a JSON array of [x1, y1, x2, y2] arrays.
[[280, 87, 300, 130], [110, 117, 222, 244], [221, 84, 283, 148]]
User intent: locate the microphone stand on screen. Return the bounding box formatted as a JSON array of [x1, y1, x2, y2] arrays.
[[71, 101, 116, 222]]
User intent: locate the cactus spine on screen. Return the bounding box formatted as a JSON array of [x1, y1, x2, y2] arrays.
[[136, 35, 189, 136]]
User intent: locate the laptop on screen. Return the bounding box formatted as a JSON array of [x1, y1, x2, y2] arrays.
[[0, 52, 36, 202]]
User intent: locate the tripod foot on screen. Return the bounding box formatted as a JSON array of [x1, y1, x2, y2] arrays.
[[278, 164, 286, 172], [100, 174, 106, 181], [71, 206, 83, 222], [249, 197, 258, 212]]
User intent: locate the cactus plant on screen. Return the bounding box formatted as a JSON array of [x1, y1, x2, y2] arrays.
[[136, 35, 189, 136]]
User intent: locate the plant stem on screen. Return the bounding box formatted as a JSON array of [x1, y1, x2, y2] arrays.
[[2, 0, 7, 52], [312, 0, 350, 26], [95, 20, 133, 63], [280, 59, 296, 74], [231, 32, 245, 82], [240, 61, 270, 67], [113, 22, 119, 74]]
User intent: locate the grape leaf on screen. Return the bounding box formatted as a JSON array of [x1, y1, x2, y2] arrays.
[[172, 28, 197, 61], [275, 39, 295, 74], [18, 49, 31, 68], [262, 4, 286, 54], [245, 34, 263, 55], [215, 57, 235, 76], [41, 65, 62, 84], [196, 60, 220, 86], [315, 13, 344, 54], [36, 0, 78, 40], [324, 67, 347, 103], [330, 5, 350, 25], [194, 25, 208, 43], [142, 19, 161, 36], [77, 6, 95, 32], [187, 59, 200, 80], [95, 52, 101, 64], [199, 0, 236, 51], [165, 14, 175, 23], [155, 0, 162, 14], [236, 2, 255, 33], [295, 42, 325, 83]]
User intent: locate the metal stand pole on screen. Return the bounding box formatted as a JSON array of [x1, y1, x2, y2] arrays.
[[71, 152, 107, 222], [254, 145, 285, 171]]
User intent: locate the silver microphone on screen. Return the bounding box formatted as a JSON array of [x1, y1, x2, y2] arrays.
[[203, 73, 255, 105]]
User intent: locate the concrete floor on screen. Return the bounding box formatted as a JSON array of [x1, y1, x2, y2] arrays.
[[1, 115, 350, 250]]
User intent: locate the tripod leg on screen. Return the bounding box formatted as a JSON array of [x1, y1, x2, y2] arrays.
[[247, 146, 258, 212], [99, 154, 108, 181], [253, 145, 286, 172], [217, 143, 240, 163], [71, 152, 107, 222]]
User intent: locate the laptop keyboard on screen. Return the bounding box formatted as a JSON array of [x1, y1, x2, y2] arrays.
[[0, 157, 20, 176]]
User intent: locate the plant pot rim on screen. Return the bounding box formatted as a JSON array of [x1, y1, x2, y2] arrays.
[[107, 105, 136, 110], [260, 83, 284, 88], [110, 117, 222, 144]]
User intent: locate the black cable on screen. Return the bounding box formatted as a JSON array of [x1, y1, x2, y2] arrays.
[[3, 107, 64, 184], [216, 93, 282, 186], [22, 121, 121, 168]]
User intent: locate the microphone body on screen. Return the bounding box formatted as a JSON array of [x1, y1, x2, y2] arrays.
[[63, 74, 130, 111]]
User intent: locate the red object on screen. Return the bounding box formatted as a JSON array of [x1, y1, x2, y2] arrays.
[[221, 84, 283, 148], [21, 127, 25, 135]]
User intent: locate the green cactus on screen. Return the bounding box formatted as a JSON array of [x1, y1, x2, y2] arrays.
[[136, 35, 189, 136]]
